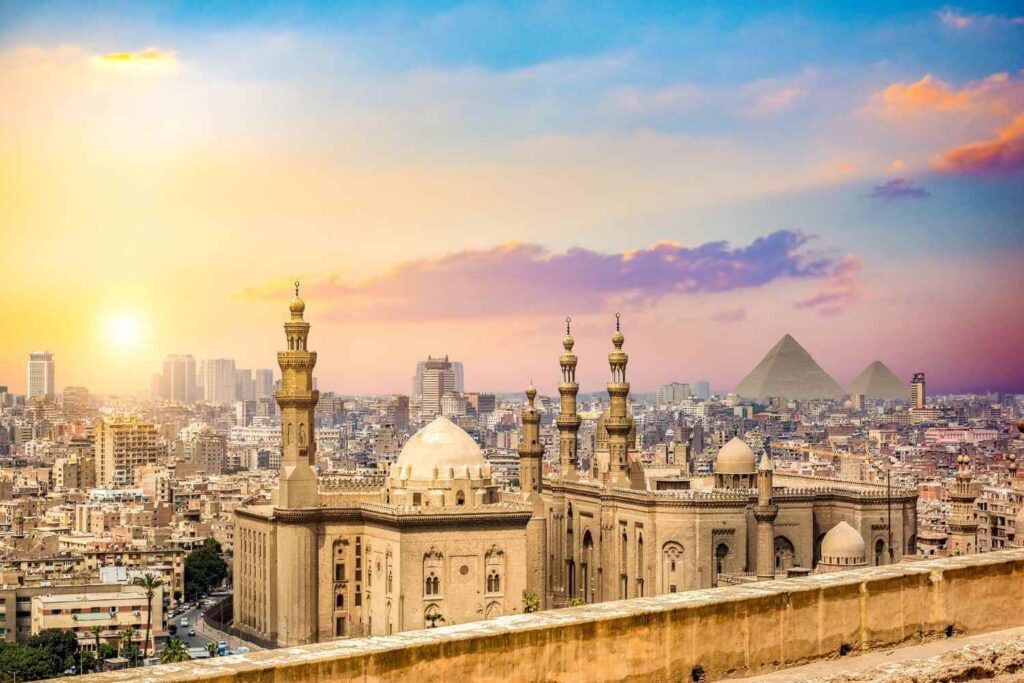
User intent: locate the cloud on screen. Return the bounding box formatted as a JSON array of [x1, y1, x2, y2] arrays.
[[746, 87, 803, 118], [794, 254, 863, 316], [875, 73, 1023, 117], [608, 83, 705, 115], [863, 178, 930, 200], [711, 308, 746, 324], [934, 114, 1024, 175], [937, 8, 1024, 29], [242, 231, 839, 321], [91, 47, 178, 72]]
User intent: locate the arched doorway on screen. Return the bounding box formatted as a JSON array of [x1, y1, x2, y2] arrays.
[[874, 538, 886, 565], [582, 529, 594, 603], [774, 536, 796, 572], [713, 543, 729, 586]]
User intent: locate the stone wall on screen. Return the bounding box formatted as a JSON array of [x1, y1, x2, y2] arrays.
[[78, 549, 1024, 683]]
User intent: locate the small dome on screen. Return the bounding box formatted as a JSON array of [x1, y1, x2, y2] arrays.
[[715, 437, 756, 474], [289, 296, 305, 315], [821, 521, 866, 562], [394, 416, 486, 481]]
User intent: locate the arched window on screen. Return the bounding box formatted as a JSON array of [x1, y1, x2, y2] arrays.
[[774, 536, 796, 571], [423, 548, 442, 597], [620, 530, 629, 599], [486, 569, 501, 593], [335, 593, 345, 609], [456, 490, 465, 506], [875, 538, 886, 565], [662, 542, 683, 593], [582, 529, 594, 603], [714, 542, 729, 585], [636, 533, 644, 597]]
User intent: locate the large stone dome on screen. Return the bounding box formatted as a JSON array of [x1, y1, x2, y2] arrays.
[[820, 521, 866, 564], [393, 415, 487, 481], [715, 437, 757, 474]]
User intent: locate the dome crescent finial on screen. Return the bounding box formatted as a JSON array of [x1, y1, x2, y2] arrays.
[[295, 279, 300, 297]]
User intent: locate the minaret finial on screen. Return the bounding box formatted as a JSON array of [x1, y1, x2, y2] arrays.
[[566, 316, 571, 335], [295, 279, 300, 297], [615, 312, 620, 331]]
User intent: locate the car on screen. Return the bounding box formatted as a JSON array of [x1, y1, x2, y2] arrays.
[[180, 617, 189, 627], [188, 629, 196, 637], [217, 640, 228, 649]]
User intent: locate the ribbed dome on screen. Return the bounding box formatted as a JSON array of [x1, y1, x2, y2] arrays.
[[394, 416, 486, 481], [715, 437, 757, 474], [821, 521, 866, 562]]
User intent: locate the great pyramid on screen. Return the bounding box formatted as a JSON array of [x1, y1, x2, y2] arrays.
[[846, 360, 907, 400], [735, 334, 844, 401]]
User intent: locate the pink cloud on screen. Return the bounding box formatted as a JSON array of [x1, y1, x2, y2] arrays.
[[243, 231, 840, 322], [934, 113, 1024, 175], [794, 254, 864, 316], [937, 8, 1024, 29], [875, 72, 1024, 117]]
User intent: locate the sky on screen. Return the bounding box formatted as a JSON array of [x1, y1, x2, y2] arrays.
[[1, 1, 1023, 397]]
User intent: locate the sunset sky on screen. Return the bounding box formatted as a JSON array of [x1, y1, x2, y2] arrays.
[[2, 1, 1023, 397]]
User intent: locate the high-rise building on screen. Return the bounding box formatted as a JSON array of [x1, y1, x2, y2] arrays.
[[27, 351, 54, 401], [161, 354, 197, 403], [911, 373, 926, 409], [198, 358, 237, 404], [254, 369, 275, 399], [94, 416, 164, 487], [62, 386, 90, 414], [692, 381, 711, 400], [183, 427, 227, 475], [388, 395, 410, 431], [235, 400, 257, 427], [656, 382, 690, 406], [452, 361, 465, 393], [413, 357, 462, 397], [419, 356, 454, 421], [235, 368, 256, 401]]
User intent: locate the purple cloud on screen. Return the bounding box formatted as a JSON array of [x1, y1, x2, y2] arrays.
[[243, 231, 843, 321], [795, 254, 864, 316], [863, 178, 930, 200]]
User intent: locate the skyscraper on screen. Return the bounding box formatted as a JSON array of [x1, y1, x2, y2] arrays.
[[26, 351, 54, 401], [161, 354, 197, 403], [254, 369, 275, 399], [419, 355, 454, 421], [692, 381, 711, 400], [656, 382, 690, 406], [413, 357, 462, 397], [198, 358, 237, 404], [911, 372, 926, 409], [235, 368, 256, 401], [94, 416, 163, 487]]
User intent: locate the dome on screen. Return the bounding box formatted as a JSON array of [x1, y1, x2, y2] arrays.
[[820, 521, 866, 562], [715, 437, 757, 474], [289, 296, 305, 315], [394, 416, 486, 481]]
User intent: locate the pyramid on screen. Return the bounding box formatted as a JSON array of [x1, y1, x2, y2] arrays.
[[735, 334, 844, 401], [846, 360, 907, 400]]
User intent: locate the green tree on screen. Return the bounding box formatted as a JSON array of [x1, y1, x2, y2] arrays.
[[119, 627, 138, 663], [97, 643, 117, 662], [184, 539, 227, 601], [78, 649, 97, 674], [133, 572, 165, 658], [0, 642, 60, 681], [88, 625, 104, 655], [522, 591, 540, 613], [26, 628, 79, 674], [205, 641, 218, 658], [159, 638, 191, 664]]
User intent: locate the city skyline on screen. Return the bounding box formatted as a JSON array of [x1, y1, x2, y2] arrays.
[[2, 1, 1023, 395]]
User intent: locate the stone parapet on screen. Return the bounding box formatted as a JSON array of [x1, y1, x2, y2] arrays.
[[75, 549, 1024, 683]]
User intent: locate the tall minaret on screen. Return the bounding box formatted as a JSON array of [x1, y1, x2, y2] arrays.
[[556, 317, 581, 481], [605, 314, 631, 487], [276, 281, 320, 509], [518, 384, 544, 505], [754, 451, 778, 580], [946, 453, 978, 556]]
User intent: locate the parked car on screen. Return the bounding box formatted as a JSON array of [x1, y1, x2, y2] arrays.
[[188, 629, 196, 637]]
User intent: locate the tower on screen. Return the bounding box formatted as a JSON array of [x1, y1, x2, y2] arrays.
[[910, 372, 926, 409], [276, 281, 319, 509], [518, 385, 544, 505], [946, 453, 978, 556], [27, 351, 54, 401], [556, 318, 581, 481], [605, 314, 631, 488], [754, 451, 778, 581]]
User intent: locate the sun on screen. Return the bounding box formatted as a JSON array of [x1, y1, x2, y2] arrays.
[[103, 312, 145, 349]]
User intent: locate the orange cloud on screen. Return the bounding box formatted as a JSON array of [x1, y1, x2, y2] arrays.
[[934, 113, 1024, 175], [876, 73, 1023, 117]]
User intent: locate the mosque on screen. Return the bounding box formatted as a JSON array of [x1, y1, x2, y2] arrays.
[[233, 290, 918, 647]]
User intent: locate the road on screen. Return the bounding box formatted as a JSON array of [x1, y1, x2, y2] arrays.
[[170, 604, 218, 652]]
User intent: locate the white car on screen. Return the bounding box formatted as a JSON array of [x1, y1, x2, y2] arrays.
[[180, 617, 189, 627]]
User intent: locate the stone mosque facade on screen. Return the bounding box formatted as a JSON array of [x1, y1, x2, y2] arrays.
[[233, 292, 918, 647]]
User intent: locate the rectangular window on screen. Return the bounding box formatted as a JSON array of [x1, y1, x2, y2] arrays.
[[335, 617, 346, 637], [354, 591, 362, 607], [335, 563, 345, 582]]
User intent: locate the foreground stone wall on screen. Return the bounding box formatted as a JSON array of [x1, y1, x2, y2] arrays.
[[79, 549, 1024, 683]]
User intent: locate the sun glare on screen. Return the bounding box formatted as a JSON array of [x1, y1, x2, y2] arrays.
[[103, 313, 145, 349]]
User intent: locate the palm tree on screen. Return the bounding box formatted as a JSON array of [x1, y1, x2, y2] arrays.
[[133, 572, 165, 658], [89, 625, 104, 671], [120, 627, 138, 663], [205, 641, 218, 658], [160, 638, 191, 664]]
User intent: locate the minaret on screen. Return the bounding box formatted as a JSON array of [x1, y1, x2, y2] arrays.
[[556, 317, 581, 481], [1008, 452, 1018, 483], [754, 451, 778, 581], [518, 384, 545, 505], [946, 453, 978, 556], [605, 314, 631, 487], [276, 281, 320, 509]]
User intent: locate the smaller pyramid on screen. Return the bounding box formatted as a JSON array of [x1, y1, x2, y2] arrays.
[[735, 334, 844, 401], [846, 361, 907, 400]]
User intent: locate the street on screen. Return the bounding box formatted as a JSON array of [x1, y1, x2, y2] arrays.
[[170, 603, 217, 652]]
